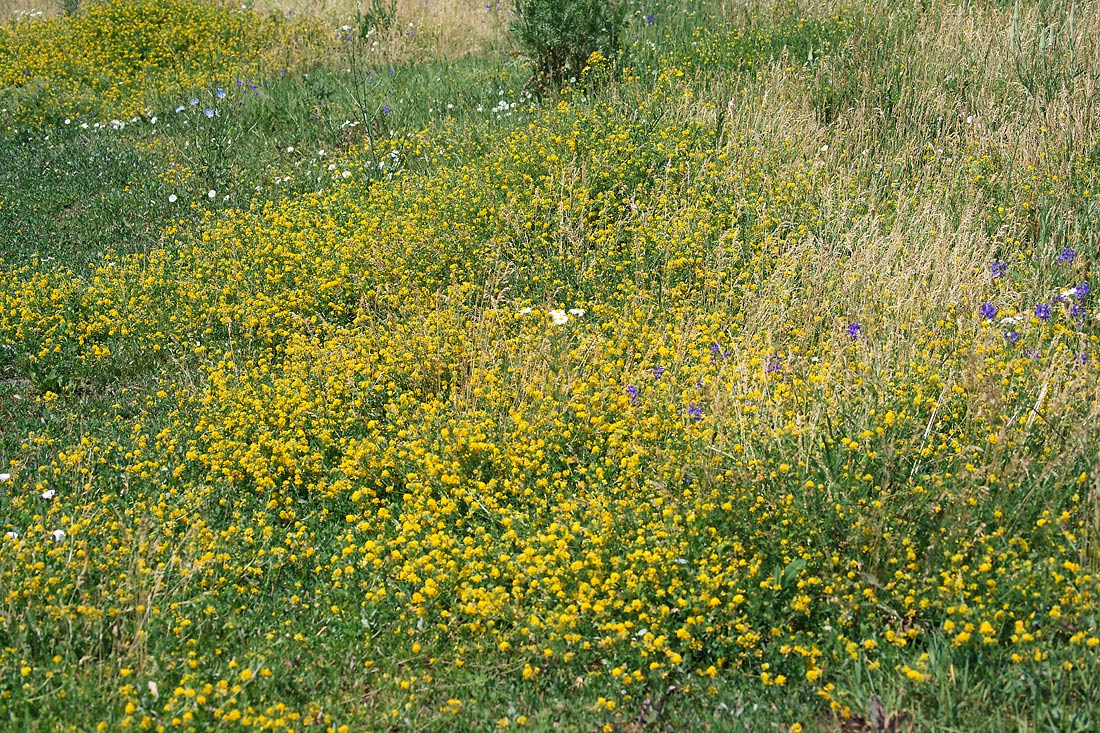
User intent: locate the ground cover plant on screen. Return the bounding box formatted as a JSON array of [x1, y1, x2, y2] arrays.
[[1, 0, 1099, 730]]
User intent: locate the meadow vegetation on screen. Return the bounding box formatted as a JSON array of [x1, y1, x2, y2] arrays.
[[1, 0, 1099, 730]]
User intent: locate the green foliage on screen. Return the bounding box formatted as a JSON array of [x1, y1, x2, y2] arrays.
[[356, 0, 398, 35], [510, 0, 629, 90]]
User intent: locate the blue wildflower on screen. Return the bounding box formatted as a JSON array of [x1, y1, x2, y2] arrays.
[[687, 403, 703, 421], [1005, 331, 1021, 346], [991, 260, 1007, 278], [216, 87, 226, 99], [1057, 246, 1075, 263], [1034, 302, 1051, 321], [979, 302, 996, 320], [651, 366, 665, 379], [848, 322, 862, 338], [625, 384, 638, 403]]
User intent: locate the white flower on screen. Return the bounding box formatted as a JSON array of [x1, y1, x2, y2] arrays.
[[518, 307, 533, 314], [1000, 316, 1018, 325], [568, 308, 586, 317], [1062, 287, 1080, 299], [41, 489, 55, 500], [148, 681, 159, 698], [168, 194, 177, 203], [207, 190, 216, 199], [549, 309, 569, 326], [52, 529, 66, 542], [0, 473, 9, 483]]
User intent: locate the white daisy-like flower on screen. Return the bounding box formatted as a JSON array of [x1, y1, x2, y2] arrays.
[[0, 473, 9, 482], [207, 190, 216, 199], [5, 531, 18, 539], [549, 309, 569, 325], [52, 529, 66, 542], [568, 308, 586, 317], [168, 194, 178, 203], [41, 489, 55, 500], [518, 307, 533, 314]]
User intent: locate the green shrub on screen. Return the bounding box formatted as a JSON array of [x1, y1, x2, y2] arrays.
[[510, 0, 629, 91]]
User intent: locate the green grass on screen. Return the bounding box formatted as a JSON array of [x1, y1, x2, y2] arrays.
[[0, 125, 181, 267], [2, 0, 1100, 731]]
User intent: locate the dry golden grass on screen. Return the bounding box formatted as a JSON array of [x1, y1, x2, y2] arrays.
[[638, 0, 1100, 481], [0, 0, 54, 19], [254, 0, 508, 59]]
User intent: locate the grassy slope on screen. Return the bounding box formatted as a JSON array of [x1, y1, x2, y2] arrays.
[[2, 0, 1100, 731]]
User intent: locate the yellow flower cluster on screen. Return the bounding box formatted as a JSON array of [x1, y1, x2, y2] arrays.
[[0, 0, 319, 122], [2, 2, 1099, 728]]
